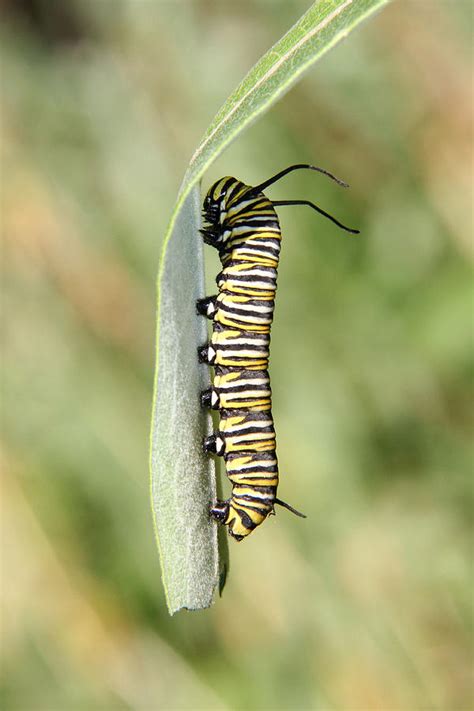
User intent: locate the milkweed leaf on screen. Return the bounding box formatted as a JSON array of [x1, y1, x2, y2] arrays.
[[150, 0, 390, 615]]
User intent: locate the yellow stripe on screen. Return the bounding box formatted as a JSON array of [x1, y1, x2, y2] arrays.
[[229, 476, 278, 486]]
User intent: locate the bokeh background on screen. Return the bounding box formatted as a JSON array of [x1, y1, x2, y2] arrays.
[[2, 1, 472, 709]]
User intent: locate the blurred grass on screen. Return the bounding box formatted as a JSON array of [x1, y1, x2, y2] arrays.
[[1, 1, 472, 709]]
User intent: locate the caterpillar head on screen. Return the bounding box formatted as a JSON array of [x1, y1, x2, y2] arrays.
[[202, 176, 247, 251]]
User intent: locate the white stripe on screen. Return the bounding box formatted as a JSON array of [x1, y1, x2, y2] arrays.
[[233, 489, 275, 501], [230, 268, 276, 278], [231, 249, 279, 260], [223, 279, 276, 290], [240, 240, 281, 249], [226, 198, 260, 215], [229, 226, 280, 237], [221, 314, 272, 324]]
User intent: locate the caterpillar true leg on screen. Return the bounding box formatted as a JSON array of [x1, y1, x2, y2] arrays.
[[203, 433, 225, 456], [200, 387, 219, 409], [209, 500, 229, 523], [196, 295, 217, 318], [197, 343, 216, 365]]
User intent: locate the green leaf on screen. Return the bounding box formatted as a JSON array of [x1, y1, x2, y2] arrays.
[[150, 0, 390, 615], [149, 186, 223, 613]]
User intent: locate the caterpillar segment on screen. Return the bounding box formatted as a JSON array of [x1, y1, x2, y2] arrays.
[[216, 264, 277, 298], [207, 436, 279, 541], [198, 328, 270, 369], [203, 411, 276, 457], [199, 165, 359, 540], [201, 369, 272, 412], [218, 411, 276, 455], [209, 293, 275, 332]]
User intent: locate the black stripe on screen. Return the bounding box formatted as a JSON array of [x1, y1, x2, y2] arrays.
[[213, 335, 270, 346], [228, 221, 280, 233], [219, 275, 277, 284], [213, 329, 270, 340], [214, 366, 270, 377], [229, 232, 280, 243], [232, 501, 269, 516], [221, 177, 238, 196], [218, 383, 270, 394], [233, 494, 274, 506], [216, 303, 273, 319], [217, 294, 275, 308], [229, 473, 278, 480], [225, 180, 244, 201], [226, 440, 274, 452], [221, 410, 274, 422], [227, 229, 281, 241], [229, 469, 278, 477], [219, 383, 271, 396], [217, 384, 271, 393], [230, 214, 279, 227], [226, 195, 268, 210], [228, 239, 281, 254], [225, 451, 277, 463], [240, 485, 276, 494], [216, 361, 269, 369], [232, 509, 256, 530], [222, 398, 271, 407], [223, 410, 274, 422], [217, 274, 277, 286]]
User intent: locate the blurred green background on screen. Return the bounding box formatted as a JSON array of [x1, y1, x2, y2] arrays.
[[2, 1, 472, 709]]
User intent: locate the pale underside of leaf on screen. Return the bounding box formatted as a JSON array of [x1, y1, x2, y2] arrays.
[[150, 187, 220, 613]]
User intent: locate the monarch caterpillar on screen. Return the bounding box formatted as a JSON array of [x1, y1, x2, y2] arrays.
[[198, 164, 358, 541]]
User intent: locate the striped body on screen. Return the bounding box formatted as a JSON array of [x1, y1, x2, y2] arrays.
[[199, 176, 282, 540], [197, 163, 358, 541], [205, 369, 272, 412], [201, 328, 270, 369]]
